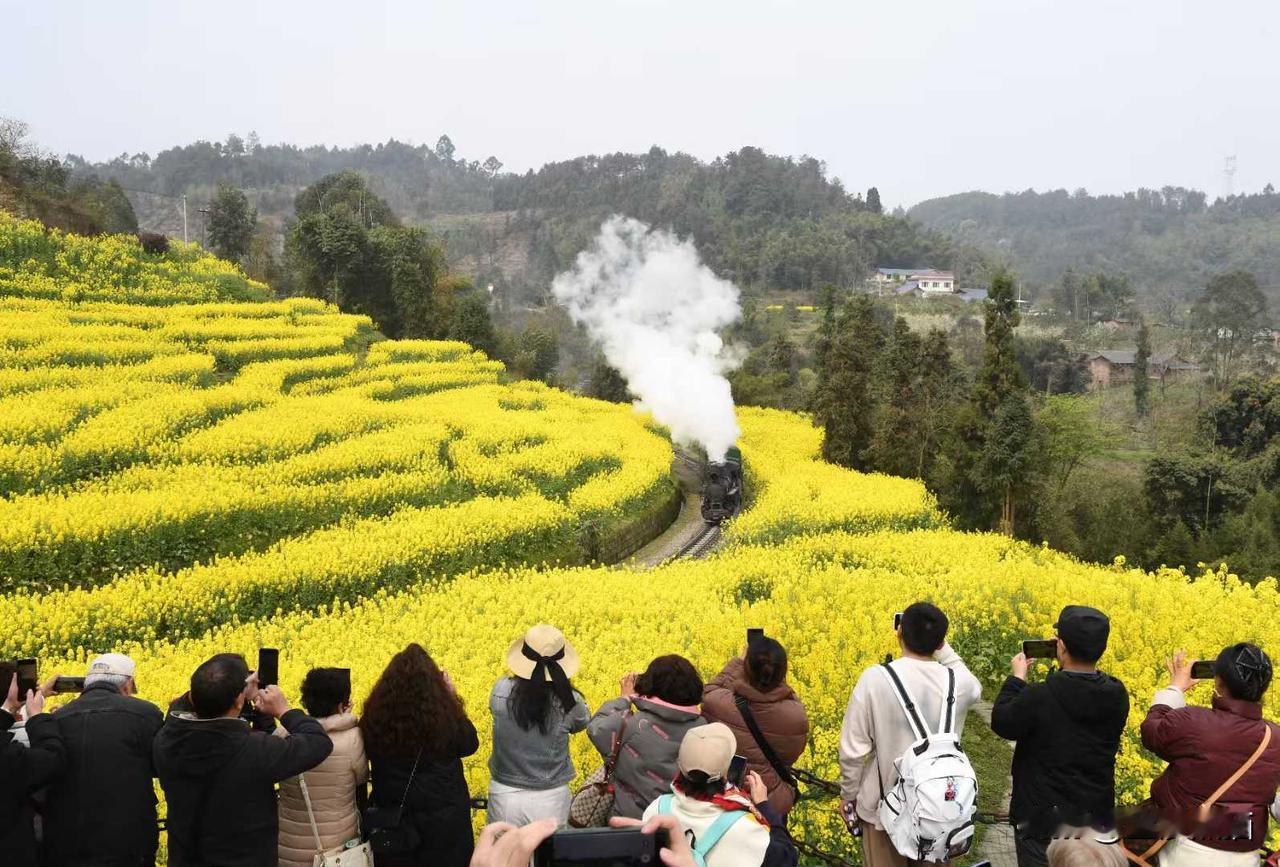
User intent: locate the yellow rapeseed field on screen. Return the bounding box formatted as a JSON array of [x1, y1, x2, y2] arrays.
[[3, 215, 1279, 862]]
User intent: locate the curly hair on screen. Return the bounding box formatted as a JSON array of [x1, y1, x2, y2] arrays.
[[359, 644, 469, 754]]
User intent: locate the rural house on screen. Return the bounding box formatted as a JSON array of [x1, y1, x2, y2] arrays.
[[872, 267, 955, 295], [1086, 349, 1200, 389]]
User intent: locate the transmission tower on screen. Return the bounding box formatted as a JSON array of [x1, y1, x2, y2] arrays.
[[1224, 155, 1238, 198]]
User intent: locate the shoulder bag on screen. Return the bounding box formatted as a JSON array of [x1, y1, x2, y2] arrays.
[[569, 709, 632, 827], [298, 772, 375, 867], [1121, 725, 1272, 866], [733, 693, 800, 800], [362, 749, 423, 855]]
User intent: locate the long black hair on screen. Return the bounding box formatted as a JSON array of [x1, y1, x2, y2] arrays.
[[508, 674, 577, 733]]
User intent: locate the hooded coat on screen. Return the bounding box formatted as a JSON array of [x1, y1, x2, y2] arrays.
[[1141, 689, 1280, 853], [1, 710, 65, 867], [702, 658, 809, 817], [276, 713, 367, 867], [43, 681, 165, 867], [991, 670, 1130, 836], [153, 708, 332, 867], [587, 695, 706, 819]]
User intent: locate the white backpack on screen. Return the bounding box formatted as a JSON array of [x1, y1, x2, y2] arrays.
[[876, 662, 977, 863]]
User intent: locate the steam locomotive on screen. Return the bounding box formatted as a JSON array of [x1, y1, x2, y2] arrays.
[[700, 446, 743, 524]]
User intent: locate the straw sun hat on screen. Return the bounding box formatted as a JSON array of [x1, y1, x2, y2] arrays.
[[507, 624, 580, 680]]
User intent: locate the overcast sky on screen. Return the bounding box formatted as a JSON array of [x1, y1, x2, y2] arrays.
[[4, 0, 1277, 207]]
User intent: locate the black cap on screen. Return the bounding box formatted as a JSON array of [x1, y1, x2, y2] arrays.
[[1054, 605, 1110, 662]]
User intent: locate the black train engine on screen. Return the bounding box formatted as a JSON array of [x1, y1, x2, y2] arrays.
[[700, 445, 743, 524]]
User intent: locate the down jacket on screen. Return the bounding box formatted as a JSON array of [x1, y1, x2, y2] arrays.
[[587, 695, 705, 819], [1141, 689, 1280, 853], [277, 713, 368, 866], [702, 658, 809, 817]]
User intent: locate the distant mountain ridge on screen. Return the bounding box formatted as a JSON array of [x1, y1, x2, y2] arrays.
[[78, 137, 987, 302], [909, 187, 1280, 300]]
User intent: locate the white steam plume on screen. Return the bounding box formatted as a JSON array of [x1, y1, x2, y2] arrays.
[[552, 216, 742, 461]]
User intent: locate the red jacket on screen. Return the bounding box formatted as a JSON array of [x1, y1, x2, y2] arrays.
[[1141, 692, 1280, 852], [702, 658, 809, 816]]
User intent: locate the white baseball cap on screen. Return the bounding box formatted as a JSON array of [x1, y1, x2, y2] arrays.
[[87, 653, 136, 678]]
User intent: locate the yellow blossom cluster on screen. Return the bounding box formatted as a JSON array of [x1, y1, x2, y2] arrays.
[[5, 219, 1280, 862]]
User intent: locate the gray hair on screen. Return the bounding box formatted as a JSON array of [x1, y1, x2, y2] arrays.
[[84, 672, 130, 691]]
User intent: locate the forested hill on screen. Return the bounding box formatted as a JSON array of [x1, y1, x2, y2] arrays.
[[78, 136, 983, 302], [909, 187, 1280, 298]]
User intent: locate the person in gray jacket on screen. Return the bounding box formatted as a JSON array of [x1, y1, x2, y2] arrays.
[[487, 625, 590, 826], [588, 654, 706, 819]]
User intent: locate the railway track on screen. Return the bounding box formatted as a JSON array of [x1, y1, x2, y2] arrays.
[[672, 522, 721, 559]]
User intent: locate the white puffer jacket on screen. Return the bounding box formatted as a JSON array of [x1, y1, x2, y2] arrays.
[[277, 713, 368, 866]]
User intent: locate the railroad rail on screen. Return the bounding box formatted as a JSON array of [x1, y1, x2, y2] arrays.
[[673, 523, 721, 559]]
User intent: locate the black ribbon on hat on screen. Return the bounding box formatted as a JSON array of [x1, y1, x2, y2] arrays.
[[521, 642, 575, 709]]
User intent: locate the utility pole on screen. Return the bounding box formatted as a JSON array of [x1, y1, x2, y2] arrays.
[[182, 195, 188, 243], [1224, 155, 1238, 199]]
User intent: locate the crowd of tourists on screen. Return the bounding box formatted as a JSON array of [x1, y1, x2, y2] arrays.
[[3, 604, 1279, 867]]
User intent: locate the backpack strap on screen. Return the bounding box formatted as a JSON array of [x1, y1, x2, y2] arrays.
[[878, 662, 931, 741], [936, 667, 957, 735], [694, 810, 747, 861]]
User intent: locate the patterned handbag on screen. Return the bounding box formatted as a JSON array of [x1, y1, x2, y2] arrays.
[[569, 711, 632, 828]]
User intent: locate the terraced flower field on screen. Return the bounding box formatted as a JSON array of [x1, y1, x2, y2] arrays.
[[4, 213, 1279, 862]]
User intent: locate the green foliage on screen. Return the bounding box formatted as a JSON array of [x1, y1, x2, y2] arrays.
[[1143, 453, 1253, 537], [207, 183, 256, 261], [864, 318, 924, 477], [1017, 335, 1088, 395], [815, 295, 882, 469], [449, 293, 497, 357], [586, 358, 630, 403], [287, 174, 453, 340], [1134, 321, 1152, 417], [973, 271, 1024, 414], [1200, 377, 1280, 457], [1036, 395, 1106, 490], [909, 186, 1280, 298], [1191, 269, 1269, 388], [0, 117, 138, 236], [509, 326, 560, 384]]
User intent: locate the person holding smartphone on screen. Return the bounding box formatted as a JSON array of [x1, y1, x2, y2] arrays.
[[990, 606, 1129, 867], [153, 653, 333, 867], [276, 667, 369, 867], [41, 653, 166, 867], [1, 671, 65, 865], [702, 634, 809, 819], [1140, 643, 1280, 865], [586, 654, 706, 820]]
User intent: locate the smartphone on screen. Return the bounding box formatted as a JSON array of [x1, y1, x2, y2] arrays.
[[1191, 660, 1216, 680], [1022, 639, 1058, 660], [257, 648, 279, 689], [54, 676, 86, 694], [728, 754, 748, 787], [533, 827, 668, 865], [747, 627, 764, 645], [894, 612, 903, 631], [16, 658, 38, 697]]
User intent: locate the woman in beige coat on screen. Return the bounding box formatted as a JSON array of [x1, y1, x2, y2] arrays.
[[277, 668, 369, 866]]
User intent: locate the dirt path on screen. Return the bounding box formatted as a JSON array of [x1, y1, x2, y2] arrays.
[[627, 450, 713, 567]]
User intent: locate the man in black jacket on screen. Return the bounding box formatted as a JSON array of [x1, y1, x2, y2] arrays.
[[43, 653, 164, 867], [1, 673, 66, 866], [990, 605, 1130, 867], [153, 653, 333, 867]]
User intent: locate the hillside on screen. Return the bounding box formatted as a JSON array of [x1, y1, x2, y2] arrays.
[[79, 137, 987, 303], [5, 215, 1280, 862], [910, 186, 1280, 300]]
